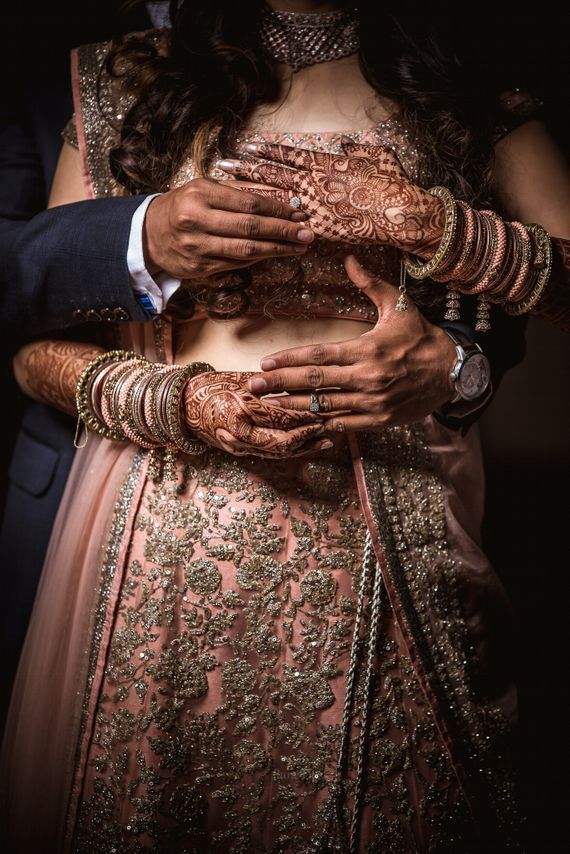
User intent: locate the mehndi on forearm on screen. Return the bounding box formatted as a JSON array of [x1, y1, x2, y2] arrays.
[[16, 341, 105, 416]]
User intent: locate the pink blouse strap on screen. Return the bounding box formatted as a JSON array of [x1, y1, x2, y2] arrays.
[[69, 39, 135, 199]]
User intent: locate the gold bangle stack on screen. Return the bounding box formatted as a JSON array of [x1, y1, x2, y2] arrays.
[[402, 185, 554, 319], [504, 224, 553, 315], [402, 186, 458, 280], [75, 350, 144, 440], [75, 350, 214, 455], [165, 362, 214, 456]]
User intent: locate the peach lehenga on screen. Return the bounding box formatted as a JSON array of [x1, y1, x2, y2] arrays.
[[0, 37, 519, 853]]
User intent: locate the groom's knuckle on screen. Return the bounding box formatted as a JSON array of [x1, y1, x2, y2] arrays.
[[237, 240, 257, 258], [277, 222, 291, 240], [309, 345, 327, 364], [307, 367, 324, 387], [371, 371, 388, 392], [346, 366, 361, 387], [242, 215, 260, 237], [241, 194, 258, 214], [369, 338, 384, 359]]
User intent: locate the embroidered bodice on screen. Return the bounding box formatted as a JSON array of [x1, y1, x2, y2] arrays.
[[167, 125, 426, 323], [66, 36, 446, 325], [66, 33, 549, 329]]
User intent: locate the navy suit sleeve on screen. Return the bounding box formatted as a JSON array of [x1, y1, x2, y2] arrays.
[[0, 107, 152, 333], [1, 196, 153, 332]]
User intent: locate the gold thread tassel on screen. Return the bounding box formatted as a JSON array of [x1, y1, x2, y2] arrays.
[[395, 261, 409, 312]]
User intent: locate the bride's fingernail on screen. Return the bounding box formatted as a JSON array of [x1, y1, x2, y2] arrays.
[[260, 358, 277, 370], [249, 377, 267, 393], [267, 398, 282, 407], [216, 159, 236, 171], [243, 142, 260, 153], [319, 440, 334, 450]]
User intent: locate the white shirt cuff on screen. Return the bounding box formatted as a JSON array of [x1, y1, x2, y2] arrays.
[[127, 194, 182, 314]]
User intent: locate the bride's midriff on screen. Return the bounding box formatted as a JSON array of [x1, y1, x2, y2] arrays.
[[173, 314, 374, 371], [171, 57, 393, 370]]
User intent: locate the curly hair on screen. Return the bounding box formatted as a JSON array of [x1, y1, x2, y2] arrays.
[[106, 1, 502, 204]]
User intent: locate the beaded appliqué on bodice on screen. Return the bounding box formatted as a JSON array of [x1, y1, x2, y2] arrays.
[[168, 125, 425, 323]]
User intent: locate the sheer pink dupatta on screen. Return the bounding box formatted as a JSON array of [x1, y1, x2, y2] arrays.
[[0, 438, 146, 852], [0, 40, 175, 844]]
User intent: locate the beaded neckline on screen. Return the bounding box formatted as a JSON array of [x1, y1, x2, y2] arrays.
[[241, 114, 401, 139], [168, 117, 424, 324], [170, 116, 422, 191]]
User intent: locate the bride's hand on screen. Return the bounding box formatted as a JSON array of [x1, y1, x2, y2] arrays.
[[216, 140, 444, 256], [183, 371, 330, 458]]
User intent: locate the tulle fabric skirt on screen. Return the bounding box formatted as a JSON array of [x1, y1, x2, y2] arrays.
[[1, 419, 514, 853]]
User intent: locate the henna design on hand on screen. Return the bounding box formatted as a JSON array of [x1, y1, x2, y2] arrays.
[[219, 141, 445, 255], [183, 371, 325, 458], [19, 341, 105, 416]]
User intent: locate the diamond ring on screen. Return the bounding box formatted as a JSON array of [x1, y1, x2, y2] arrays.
[[309, 393, 321, 413], [290, 196, 302, 209]]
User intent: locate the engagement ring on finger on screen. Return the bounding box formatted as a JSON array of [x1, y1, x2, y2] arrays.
[[309, 393, 321, 413], [290, 196, 302, 209]]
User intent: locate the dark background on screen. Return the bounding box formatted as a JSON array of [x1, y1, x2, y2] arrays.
[[458, 6, 570, 851], [2, 3, 569, 850]]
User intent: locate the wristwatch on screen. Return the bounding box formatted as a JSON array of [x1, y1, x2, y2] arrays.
[[442, 329, 491, 403]]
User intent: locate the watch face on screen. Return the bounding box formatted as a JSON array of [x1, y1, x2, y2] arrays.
[[457, 354, 490, 399]]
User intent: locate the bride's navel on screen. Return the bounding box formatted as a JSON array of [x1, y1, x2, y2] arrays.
[[173, 316, 373, 371]]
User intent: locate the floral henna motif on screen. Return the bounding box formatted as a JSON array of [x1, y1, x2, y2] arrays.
[[221, 142, 445, 255], [237, 185, 291, 205], [183, 371, 324, 458], [21, 340, 104, 416]]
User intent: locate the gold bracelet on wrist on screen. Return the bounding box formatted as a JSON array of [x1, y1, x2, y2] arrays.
[[403, 186, 458, 280], [75, 350, 146, 440], [505, 224, 553, 315], [165, 361, 215, 456]]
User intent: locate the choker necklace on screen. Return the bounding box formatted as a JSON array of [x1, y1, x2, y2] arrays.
[[260, 5, 360, 72]]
